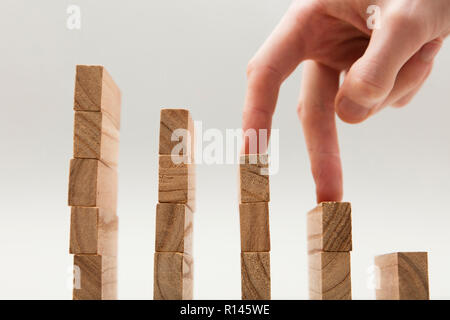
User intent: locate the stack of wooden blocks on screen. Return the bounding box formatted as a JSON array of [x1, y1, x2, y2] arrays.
[[64, 66, 431, 300], [154, 109, 195, 300], [68, 65, 121, 300], [307, 202, 352, 300], [239, 154, 271, 300], [375, 252, 429, 300]]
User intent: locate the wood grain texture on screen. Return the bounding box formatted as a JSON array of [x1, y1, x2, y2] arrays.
[[68, 158, 117, 215], [375, 252, 429, 300], [73, 255, 117, 300], [159, 108, 194, 159], [155, 203, 193, 254], [307, 202, 352, 254], [308, 252, 352, 300], [73, 111, 119, 168], [158, 155, 195, 212], [239, 154, 270, 203], [241, 252, 271, 300], [70, 207, 118, 256], [239, 202, 270, 252], [74, 65, 121, 129], [153, 252, 193, 300]]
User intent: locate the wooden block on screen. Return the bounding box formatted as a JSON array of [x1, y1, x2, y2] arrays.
[[158, 155, 195, 211], [159, 108, 194, 159], [308, 252, 352, 300], [239, 202, 270, 252], [74, 65, 121, 129], [307, 202, 352, 254], [241, 252, 271, 300], [68, 158, 117, 214], [239, 154, 270, 203], [155, 203, 193, 254], [374, 252, 429, 300], [73, 255, 117, 300], [153, 252, 193, 300], [73, 111, 120, 168], [70, 207, 118, 256]]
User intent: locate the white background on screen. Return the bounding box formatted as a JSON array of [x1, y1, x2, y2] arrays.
[[0, 0, 449, 299]]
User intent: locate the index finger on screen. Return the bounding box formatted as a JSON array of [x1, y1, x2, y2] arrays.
[[242, 2, 313, 153]]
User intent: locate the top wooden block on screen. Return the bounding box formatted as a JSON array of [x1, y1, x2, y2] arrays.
[[374, 252, 429, 300], [74, 65, 121, 129], [239, 154, 270, 203], [307, 202, 352, 253], [159, 109, 194, 159]]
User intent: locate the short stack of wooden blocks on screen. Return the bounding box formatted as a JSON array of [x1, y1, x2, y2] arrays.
[[68, 65, 121, 300], [239, 154, 271, 300], [375, 252, 429, 300], [307, 202, 352, 300], [154, 109, 195, 300]]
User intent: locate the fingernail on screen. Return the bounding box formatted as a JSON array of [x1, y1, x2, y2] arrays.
[[337, 97, 371, 123], [420, 42, 441, 63]]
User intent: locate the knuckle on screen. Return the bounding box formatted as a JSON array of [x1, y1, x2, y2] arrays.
[[296, 100, 305, 119], [386, 10, 428, 40], [433, 36, 444, 44], [246, 59, 258, 79], [351, 73, 389, 102], [347, 56, 395, 102], [391, 101, 409, 108], [246, 60, 283, 84], [244, 106, 273, 118], [428, 37, 444, 48], [392, 94, 414, 108]]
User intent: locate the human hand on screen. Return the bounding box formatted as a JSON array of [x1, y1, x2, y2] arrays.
[[242, 0, 450, 202]]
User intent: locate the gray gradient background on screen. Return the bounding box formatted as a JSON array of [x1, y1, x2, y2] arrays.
[[0, 0, 449, 299]]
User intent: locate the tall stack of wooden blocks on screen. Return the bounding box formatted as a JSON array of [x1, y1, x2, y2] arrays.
[[239, 154, 271, 300], [154, 109, 195, 300], [375, 252, 429, 300], [68, 65, 121, 300], [307, 202, 352, 300]]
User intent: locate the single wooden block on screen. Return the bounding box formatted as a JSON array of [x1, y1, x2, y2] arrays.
[[307, 202, 352, 254], [374, 252, 429, 300], [241, 252, 271, 300], [70, 207, 118, 256], [239, 154, 270, 203], [155, 203, 193, 254], [159, 108, 195, 159], [74, 65, 121, 129], [73, 255, 117, 300], [68, 158, 117, 215], [308, 252, 352, 300], [73, 111, 120, 168], [239, 202, 270, 252], [153, 252, 193, 300], [158, 155, 195, 212]]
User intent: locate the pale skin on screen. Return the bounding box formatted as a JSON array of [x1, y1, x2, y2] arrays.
[[242, 0, 450, 203]]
